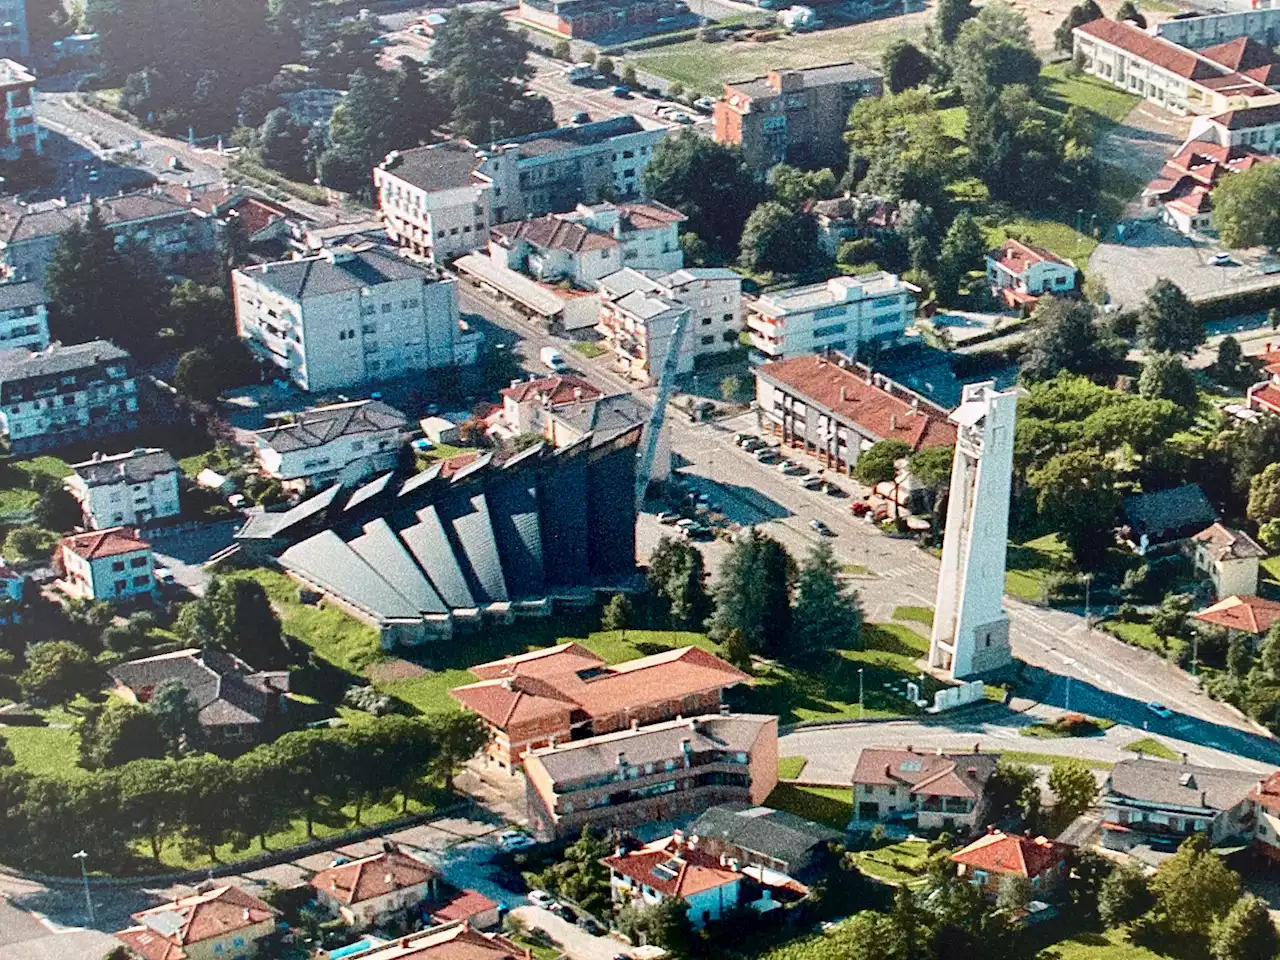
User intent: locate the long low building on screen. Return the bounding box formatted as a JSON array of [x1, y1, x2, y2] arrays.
[[234, 426, 642, 646]]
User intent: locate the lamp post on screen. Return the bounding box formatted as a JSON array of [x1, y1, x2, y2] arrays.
[[72, 850, 94, 926], [858, 668, 864, 720], [1082, 572, 1093, 630]]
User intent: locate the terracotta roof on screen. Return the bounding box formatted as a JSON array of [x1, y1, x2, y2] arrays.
[[755, 355, 956, 452], [61, 526, 150, 560], [1192, 595, 1280, 634], [340, 922, 528, 960], [1254, 383, 1280, 414], [1192, 522, 1267, 562], [1252, 770, 1280, 815], [1210, 102, 1280, 131], [852, 747, 997, 799], [500, 375, 605, 406], [1075, 18, 1216, 79], [491, 215, 617, 254], [225, 196, 296, 237], [1146, 142, 1279, 218], [950, 831, 1070, 879], [987, 238, 1073, 275], [116, 885, 276, 960], [1200, 36, 1280, 84], [432, 890, 499, 923], [309, 850, 439, 905], [601, 835, 743, 898], [616, 200, 686, 231]]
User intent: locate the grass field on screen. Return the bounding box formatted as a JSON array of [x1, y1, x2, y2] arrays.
[[1005, 533, 1072, 604], [571, 341, 607, 359], [892, 606, 933, 628], [0, 455, 70, 519], [1039, 62, 1140, 140], [765, 782, 851, 828], [1098, 617, 1185, 659], [1037, 929, 1166, 960], [852, 839, 932, 886], [778, 756, 808, 779], [0, 723, 87, 780], [1125, 736, 1179, 761], [996, 750, 1114, 770]]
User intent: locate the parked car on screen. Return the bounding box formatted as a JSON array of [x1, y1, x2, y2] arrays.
[[656, 511, 678, 525], [570, 110, 591, 124], [693, 96, 716, 112], [800, 475, 824, 490], [733, 432, 757, 446], [851, 501, 871, 517], [1146, 701, 1173, 719], [528, 890, 556, 908], [809, 519, 835, 537], [498, 830, 536, 852], [754, 448, 780, 463], [552, 903, 578, 923], [742, 437, 766, 452], [610, 85, 631, 97], [777, 461, 807, 476], [578, 917, 605, 935], [1210, 253, 1233, 266]]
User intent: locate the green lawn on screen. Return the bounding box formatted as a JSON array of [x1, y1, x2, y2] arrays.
[[1038, 929, 1167, 960], [765, 782, 851, 828], [995, 750, 1114, 770], [777, 756, 808, 779], [852, 839, 932, 886], [1098, 617, 1186, 659], [1005, 533, 1072, 604], [1125, 736, 1179, 761], [840, 563, 871, 576], [419, 444, 482, 463], [892, 606, 934, 628], [0, 723, 87, 780], [571, 341, 606, 359], [983, 216, 1100, 266], [0, 455, 70, 520], [1039, 62, 1140, 139]]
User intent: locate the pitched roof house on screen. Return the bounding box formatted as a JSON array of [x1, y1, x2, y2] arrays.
[[329, 921, 530, 960], [309, 848, 440, 930], [601, 834, 747, 928], [985, 238, 1077, 308], [1190, 522, 1266, 598], [951, 831, 1072, 899], [1101, 757, 1261, 851], [252, 399, 411, 491], [1123, 484, 1217, 552], [1143, 139, 1279, 234], [1192, 595, 1280, 635], [58, 526, 155, 602], [113, 885, 278, 960], [852, 746, 998, 834]]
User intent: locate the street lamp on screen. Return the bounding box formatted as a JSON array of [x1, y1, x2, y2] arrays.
[[858, 668, 864, 720], [1082, 573, 1093, 630], [72, 850, 94, 926]]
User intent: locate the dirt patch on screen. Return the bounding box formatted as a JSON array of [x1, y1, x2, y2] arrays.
[[366, 659, 428, 683]]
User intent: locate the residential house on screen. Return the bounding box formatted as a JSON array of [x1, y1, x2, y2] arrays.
[[950, 830, 1073, 900], [1072, 18, 1280, 117], [685, 804, 841, 879], [522, 713, 779, 839], [0, 60, 39, 161], [745, 274, 917, 364], [252, 399, 411, 493], [450, 643, 749, 772], [1249, 345, 1280, 415], [309, 848, 440, 930], [108, 648, 289, 744], [596, 266, 742, 379], [499, 375, 605, 435], [232, 247, 480, 393], [515, 0, 688, 39], [1142, 139, 1279, 234], [851, 746, 998, 834], [984, 239, 1077, 310], [1192, 594, 1280, 637], [1123, 484, 1217, 554], [0, 279, 48, 350], [753, 353, 956, 482], [1190, 522, 1266, 598], [808, 196, 898, 258], [323, 920, 531, 960], [66, 448, 181, 529], [1249, 770, 1280, 862], [375, 117, 669, 264], [0, 339, 137, 454], [430, 890, 501, 930], [1100, 757, 1261, 851], [58, 527, 155, 602], [1187, 101, 1280, 154], [113, 885, 278, 960], [714, 63, 883, 171]]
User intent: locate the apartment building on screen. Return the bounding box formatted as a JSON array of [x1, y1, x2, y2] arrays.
[[66, 448, 181, 529], [516, 0, 687, 38], [58, 527, 156, 602], [523, 713, 778, 840], [232, 248, 480, 393], [1157, 7, 1280, 51], [0, 60, 39, 161], [596, 279, 690, 383], [1073, 18, 1280, 116], [375, 117, 669, 263], [714, 63, 882, 171], [0, 340, 138, 454], [0, 280, 48, 351], [985, 239, 1077, 309], [746, 273, 916, 364], [499, 374, 605, 434], [252, 399, 411, 492]]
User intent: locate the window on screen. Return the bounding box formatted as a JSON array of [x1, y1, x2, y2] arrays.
[[130, 556, 147, 568], [701, 335, 715, 345], [111, 560, 125, 572], [361, 305, 376, 316], [813, 322, 847, 339], [381, 303, 392, 314], [701, 317, 711, 326], [132, 575, 150, 587], [113, 578, 127, 593]]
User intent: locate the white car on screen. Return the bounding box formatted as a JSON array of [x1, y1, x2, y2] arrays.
[[1146, 701, 1173, 719], [499, 830, 536, 852], [528, 890, 556, 908]]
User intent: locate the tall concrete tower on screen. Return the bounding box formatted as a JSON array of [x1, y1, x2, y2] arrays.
[[929, 381, 1019, 680]]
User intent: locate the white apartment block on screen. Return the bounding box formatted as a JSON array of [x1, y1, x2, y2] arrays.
[[0, 60, 40, 160], [0, 340, 138, 454], [375, 116, 669, 264], [59, 527, 156, 602], [746, 273, 917, 364], [252, 399, 411, 492], [232, 248, 480, 393], [1189, 101, 1280, 152], [66, 448, 181, 529], [0, 280, 48, 350]]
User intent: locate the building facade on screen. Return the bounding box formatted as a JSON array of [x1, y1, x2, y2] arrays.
[[714, 63, 882, 171], [233, 248, 480, 393], [602, 834, 746, 929], [985, 239, 1077, 309], [0, 60, 39, 161], [58, 527, 156, 602], [1157, 8, 1280, 51], [1190, 522, 1266, 599], [0, 280, 48, 351], [1143, 139, 1278, 234], [1189, 102, 1280, 153], [516, 0, 688, 38], [252, 399, 411, 492], [309, 849, 440, 930], [852, 746, 998, 834], [66, 448, 181, 529], [1101, 757, 1260, 851], [0, 340, 138, 454], [0, 3, 27, 59], [114, 886, 278, 960], [951, 831, 1072, 901], [746, 274, 916, 364]]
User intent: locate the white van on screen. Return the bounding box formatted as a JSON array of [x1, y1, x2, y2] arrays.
[[540, 346, 567, 372]]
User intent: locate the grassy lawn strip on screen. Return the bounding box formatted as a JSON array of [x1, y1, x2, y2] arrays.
[[777, 756, 808, 779], [1019, 715, 1115, 738], [892, 606, 933, 628], [1005, 533, 1072, 604], [765, 782, 850, 828], [0, 455, 70, 519], [419, 443, 482, 463], [995, 749, 1114, 770], [0, 724, 88, 780], [1125, 736, 1180, 761], [852, 839, 931, 887], [1037, 929, 1167, 959], [840, 563, 871, 576], [1097, 617, 1185, 660], [571, 341, 606, 359], [1038, 62, 1139, 140]]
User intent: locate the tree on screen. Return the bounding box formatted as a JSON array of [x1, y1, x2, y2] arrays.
[[1271, 307, 1279, 332], [935, 211, 985, 305], [176, 576, 288, 667], [1151, 835, 1241, 936], [720, 375, 744, 403], [77, 699, 166, 770], [1020, 296, 1124, 383], [987, 760, 1040, 829], [1212, 164, 1280, 250], [218, 212, 251, 277], [739, 201, 822, 275], [4, 525, 56, 562], [528, 827, 613, 914], [637, 897, 694, 954], [846, 91, 954, 210], [1138, 279, 1203, 355], [1214, 335, 1246, 386], [257, 107, 309, 180], [643, 132, 759, 256], [881, 39, 934, 92], [601, 593, 633, 634], [428, 711, 489, 790], [1249, 463, 1280, 528], [174, 348, 223, 405], [1097, 860, 1154, 927], [792, 540, 863, 653], [1027, 448, 1118, 568], [27, 0, 77, 54], [707, 529, 793, 655], [997, 874, 1033, 912], [19, 641, 98, 704], [31, 483, 81, 532], [1150, 593, 1193, 640], [1047, 759, 1097, 825], [1138, 353, 1198, 408], [1210, 893, 1278, 960], [767, 164, 838, 210], [854, 438, 911, 516], [646, 536, 710, 628], [149, 678, 202, 756], [935, 0, 976, 46], [1055, 0, 1102, 51], [0, 735, 12, 767], [170, 281, 235, 343], [1115, 0, 1147, 27], [909, 445, 954, 512], [953, 4, 1039, 106]]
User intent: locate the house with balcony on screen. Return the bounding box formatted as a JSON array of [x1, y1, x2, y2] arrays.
[[309, 848, 440, 930], [0, 280, 48, 351], [746, 274, 916, 364], [522, 713, 778, 839], [951, 830, 1073, 901], [851, 746, 998, 835], [66, 448, 181, 529], [985, 239, 1077, 310], [58, 527, 156, 602], [252, 399, 411, 493], [114, 885, 278, 960]]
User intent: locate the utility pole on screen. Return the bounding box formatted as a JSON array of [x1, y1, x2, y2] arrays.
[[1082, 572, 1093, 630], [858, 668, 864, 719], [73, 850, 94, 926]]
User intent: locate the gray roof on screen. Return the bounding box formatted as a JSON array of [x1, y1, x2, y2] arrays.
[[1106, 758, 1260, 813], [660, 267, 742, 285], [1123, 484, 1216, 543], [728, 61, 880, 100], [241, 248, 432, 301], [280, 529, 421, 621], [542, 393, 650, 442], [349, 518, 447, 615], [108, 648, 287, 729], [438, 490, 508, 604], [0, 339, 129, 381], [401, 504, 475, 609], [71, 448, 179, 488], [497, 116, 649, 157], [0, 279, 46, 311], [687, 804, 841, 864], [378, 141, 483, 193], [255, 400, 409, 453]]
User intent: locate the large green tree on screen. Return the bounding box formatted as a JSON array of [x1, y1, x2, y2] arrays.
[[1097, 861, 1154, 927], [149, 678, 202, 757], [1055, 0, 1103, 51], [739, 202, 823, 276], [1212, 161, 1280, 251], [1138, 352, 1198, 408], [953, 3, 1039, 106], [934, 0, 976, 46], [1047, 759, 1097, 825], [1138, 278, 1203, 355], [855, 438, 911, 516], [846, 91, 954, 210], [1020, 296, 1124, 383], [176, 576, 288, 667], [18, 641, 98, 705], [1210, 893, 1278, 960], [792, 540, 863, 653], [707, 529, 793, 655], [881, 39, 934, 92], [1026, 448, 1118, 568], [1151, 835, 1241, 937], [646, 536, 710, 628], [642, 132, 760, 257], [77, 699, 166, 770], [935, 211, 986, 305]]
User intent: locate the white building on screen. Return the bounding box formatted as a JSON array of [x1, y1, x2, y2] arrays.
[[596, 281, 690, 383], [232, 247, 480, 393], [1191, 522, 1266, 599], [0, 340, 138, 454], [1188, 101, 1280, 152], [0, 60, 40, 160], [66, 448, 181, 529], [746, 273, 916, 364], [252, 399, 411, 492], [0, 280, 47, 351], [929, 381, 1019, 680], [58, 527, 155, 602], [985, 239, 1077, 309]]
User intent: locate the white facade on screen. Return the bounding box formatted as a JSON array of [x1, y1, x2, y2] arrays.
[[929, 382, 1019, 680], [0, 1, 27, 58], [985, 240, 1077, 299], [746, 273, 916, 364], [59, 529, 156, 602], [233, 248, 480, 393], [597, 285, 691, 382], [1189, 105, 1280, 152], [66, 448, 181, 529], [0, 60, 40, 160], [0, 280, 47, 350], [253, 399, 410, 490]]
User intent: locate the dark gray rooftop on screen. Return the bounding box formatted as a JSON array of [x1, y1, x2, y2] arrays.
[[71, 448, 178, 488], [1123, 484, 1216, 543], [542, 393, 649, 443], [378, 141, 483, 193], [1106, 758, 1260, 813], [280, 529, 421, 621], [255, 400, 409, 453], [496, 115, 650, 158], [688, 804, 841, 865], [241, 249, 432, 301], [727, 61, 880, 100], [0, 279, 46, 312], [0, 339, 129, 382]]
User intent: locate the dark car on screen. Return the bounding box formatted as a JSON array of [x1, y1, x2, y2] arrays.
[[578, 917, 604, 935], [552, 903, 578, 923]]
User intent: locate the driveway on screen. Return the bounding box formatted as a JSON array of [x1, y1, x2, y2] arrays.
[[1095, 101, 1188, 186], [511, 905, 628, 960]]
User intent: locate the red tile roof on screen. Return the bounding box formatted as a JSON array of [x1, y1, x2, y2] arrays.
[[1191, 522, 1267, 562], [601, 835, 743, 898], [988, 238, 1072, 275], [616, 200, 687, 231], [1252, 382, 1280, 414], [1192, 595, 1280, 635], [1252, 770, 1280, 815], [950, 831, 1070, 879], [344, 923, 529, 960], [852, 747, 997, 799], [1200, 36, 1280, 85], [500, 375, 605, 406], [756, 355, 956, 452], [1075, 18, 1215, 79], [309, 850, 439, 905], [1146, 140, 1279, 219], [1210, 102, 1280, 131], [432, 890, 499, 924], [491, 216, 617, 254], [62, 526, 151, 560], [115, 885, 277, 960]]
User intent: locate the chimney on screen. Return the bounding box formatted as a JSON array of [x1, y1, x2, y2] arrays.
[[911, 398, 919, 416], [673, 828, 685, 846], [839, 386, 847, 402], [890, 414, 897, 431], [385, 873, 394, 885], [967, 766, 978, 779], [906, 745, 913, 753], [936, 746, 943, 756], [1201, 790, 1208, 807], [574, 386, 583, 400], [720, 703, 730, 716], [242, 909, 250, 921]]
